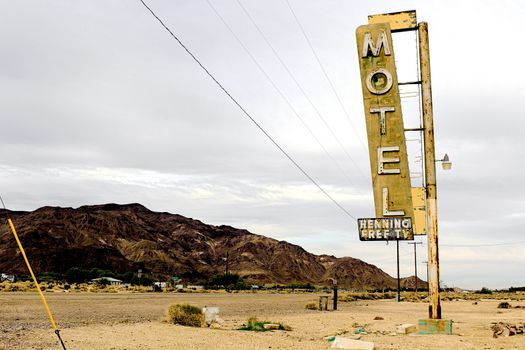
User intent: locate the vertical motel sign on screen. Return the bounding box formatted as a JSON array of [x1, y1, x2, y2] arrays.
[[356, 23, 414, 241]]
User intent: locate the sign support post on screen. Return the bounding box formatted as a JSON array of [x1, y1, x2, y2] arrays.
[[418, 21, 441, 320]]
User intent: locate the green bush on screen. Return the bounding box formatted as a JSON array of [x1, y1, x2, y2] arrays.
[[239, 317, 269, 332], [207, 273, 248, 290], [166, 304, 204, 327], [239, 317, 292, 332]]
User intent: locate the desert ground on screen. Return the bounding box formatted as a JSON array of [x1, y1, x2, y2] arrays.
[[1, 291, 524, 350]]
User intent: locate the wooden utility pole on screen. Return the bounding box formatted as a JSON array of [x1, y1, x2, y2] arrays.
[[419, 22, 441, 319]]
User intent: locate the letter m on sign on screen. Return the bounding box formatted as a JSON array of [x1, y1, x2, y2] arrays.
[[361, 31, 391, 58]]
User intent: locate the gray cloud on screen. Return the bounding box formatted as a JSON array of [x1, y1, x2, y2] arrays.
[[1, 0, 524, 289]]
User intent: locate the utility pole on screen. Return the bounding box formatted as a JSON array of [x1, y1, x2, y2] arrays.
[[408, 242, 423, 293], [396, 240, 400, 302], [422, 261, 429, 288], [419, 21, 441, 319], [421, 261, 428, 284]]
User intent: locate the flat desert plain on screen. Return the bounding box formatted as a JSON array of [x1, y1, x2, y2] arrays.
[[1, 292, 524, 349]]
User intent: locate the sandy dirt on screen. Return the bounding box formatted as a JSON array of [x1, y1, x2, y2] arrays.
[[1, 292, 524, 349]]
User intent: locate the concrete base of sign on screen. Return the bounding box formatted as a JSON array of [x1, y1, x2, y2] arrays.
[[396, 323, 417, 334], [418, 319, 452, 335]]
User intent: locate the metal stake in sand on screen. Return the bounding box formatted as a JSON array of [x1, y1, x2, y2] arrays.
[[1, 196, 67, 350]]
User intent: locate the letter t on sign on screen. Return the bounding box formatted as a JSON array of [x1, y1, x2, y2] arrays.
[[370, 106, 395, 134]]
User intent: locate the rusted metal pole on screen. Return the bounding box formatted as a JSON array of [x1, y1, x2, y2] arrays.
[[418, 21, 441, 319]]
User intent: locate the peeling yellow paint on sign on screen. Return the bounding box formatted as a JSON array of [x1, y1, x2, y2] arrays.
[[412, 187, 427, 235], [368, 10, 417, 31]]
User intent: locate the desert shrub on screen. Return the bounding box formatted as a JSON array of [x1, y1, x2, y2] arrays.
[[497, 302, 511, 309], [207, 273, 248, 290], [95, 278, 110, 287], [340, 292, 396, 302], [478, 287, 493, 294], [166, 304, 204, 327], [239, 317, 269, 332], [305, 302, 317, 310]]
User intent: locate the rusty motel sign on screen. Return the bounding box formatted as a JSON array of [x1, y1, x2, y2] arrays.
[[355, 21, 414, 241], [355, 11, 447, 321]]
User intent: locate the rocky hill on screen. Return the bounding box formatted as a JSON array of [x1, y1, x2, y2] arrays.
[[0, 203, 426, 289]]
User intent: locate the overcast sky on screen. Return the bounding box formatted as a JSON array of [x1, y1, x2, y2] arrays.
[[1, 0, 524, 289]]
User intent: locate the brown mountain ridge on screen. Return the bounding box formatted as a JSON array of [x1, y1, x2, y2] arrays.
[[0, 203, 426, 289]]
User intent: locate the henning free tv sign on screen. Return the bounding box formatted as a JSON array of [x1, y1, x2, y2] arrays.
[[356, 22, 414, 241], [358, 217, 413, 241]]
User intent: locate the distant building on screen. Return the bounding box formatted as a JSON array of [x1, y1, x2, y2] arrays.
[[153, 282, 168, 288], [0, 273, 15, 283], [186, 285, 204, 290], [91, 277, 123, 286]]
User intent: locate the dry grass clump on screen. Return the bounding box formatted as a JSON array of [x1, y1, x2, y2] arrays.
[[0, 281, 37, 292], [166, 303, 204, 327], [305, 302, 317, 310], [340, 292, 396, 302]]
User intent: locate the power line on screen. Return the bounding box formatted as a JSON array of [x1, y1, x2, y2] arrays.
[[441, 241, 525, 248], [206, 0, 364, 195], [235, 0, 368, 182], [138, 0, 357, 220], [284, 0, 368, 151]]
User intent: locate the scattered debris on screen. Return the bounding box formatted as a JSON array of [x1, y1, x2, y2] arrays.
[[330, 336, 374, 350], [354, 327, 367, 334], [396, 323, 417, 334], [319, 296, 330, 311], [202, 306, 223, 327], [491, 322, 524, 338], [263, 323, 281, 330]]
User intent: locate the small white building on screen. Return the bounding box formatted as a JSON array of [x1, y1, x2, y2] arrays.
[[91, 277, 123, 286], [0, 273, 15, 282]]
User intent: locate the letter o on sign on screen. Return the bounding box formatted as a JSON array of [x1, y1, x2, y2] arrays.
[[366, 68, 393, 95]]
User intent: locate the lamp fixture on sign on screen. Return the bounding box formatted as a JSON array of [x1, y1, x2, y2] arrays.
[[436, 154, 452, 170]]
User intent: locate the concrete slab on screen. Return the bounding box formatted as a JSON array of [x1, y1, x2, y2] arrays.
[[331, 336, 374, 350]]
